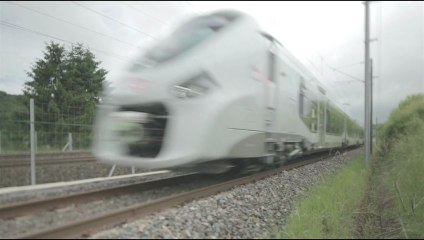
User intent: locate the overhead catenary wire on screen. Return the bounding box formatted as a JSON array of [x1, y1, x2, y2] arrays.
[[313, 51, 362, 115], [310, 51, 365, 113], [1, 1, 200, 97], [333, 61, 365, 70], [330, 67, 364, 83], [183, 1, 202, 15], [301, 55, 353, 116], [2, 1, 202, 68], [313, 50, 364, 83], [5, 1, 142, 49], [119, 2, 170, 27], [71, 1, 157, 41], [0, 20, 129, 62]]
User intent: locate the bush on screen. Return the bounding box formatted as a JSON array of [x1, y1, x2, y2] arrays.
[[375, 93, 424, 238], [379, 94, 424, 151]]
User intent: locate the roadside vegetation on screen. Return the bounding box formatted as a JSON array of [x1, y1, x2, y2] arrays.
[[0, 41, 107, 153], [276, 156, 368, 238], [369, 94, 424, 238], [277, 94, 424, 239]]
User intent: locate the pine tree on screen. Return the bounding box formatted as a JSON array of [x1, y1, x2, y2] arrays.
[[23, 41, 108, 150]]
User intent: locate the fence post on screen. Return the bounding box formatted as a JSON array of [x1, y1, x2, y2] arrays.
[[68, 133, 73, 151], [108, 164, 117, 177], [30, 98, 36, 185], [0, 131, 2, 154], [131, 166, 135, 174], [35, 131, 37, 153]]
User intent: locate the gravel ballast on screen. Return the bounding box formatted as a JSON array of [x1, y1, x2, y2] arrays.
[[0, 161, 147, 188], [0, 171, 226, 238], [91, 149, 362, 239], [0, 170, 179, 206]]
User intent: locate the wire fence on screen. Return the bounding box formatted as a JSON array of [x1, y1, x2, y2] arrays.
[[0, 98, 147, 187], [0, 99, 94, 154]]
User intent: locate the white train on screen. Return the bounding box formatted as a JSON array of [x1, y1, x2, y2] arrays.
[[92, 10, 363, 173]]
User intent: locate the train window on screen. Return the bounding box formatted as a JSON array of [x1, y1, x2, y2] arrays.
[[299, 83, 318, 132], [326, 103, 345, 135], [299, 87, 305, 117], [299, 84, 312, 118], [134, 15, 231, 68], [326, 108, 331, 132]]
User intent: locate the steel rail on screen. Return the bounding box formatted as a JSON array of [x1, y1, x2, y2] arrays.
[[14, 147, 357, 239], [0, 172, 200, 219]]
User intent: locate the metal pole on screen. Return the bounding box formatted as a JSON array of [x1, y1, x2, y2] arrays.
[[69, 133, 73, 151], [370, 58, 373, 153], [375, 117, 378, 147], [364, 1, 371, 165], [35, 131, 37, 153], [30, 98, 36, 185]]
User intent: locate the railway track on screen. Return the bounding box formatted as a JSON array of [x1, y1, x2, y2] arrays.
[[2, 147, 354, 239], [0, 172, 202, 219], [0, 151, 95, 167]]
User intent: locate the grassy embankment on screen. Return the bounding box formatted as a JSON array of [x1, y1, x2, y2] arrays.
[[276, 94, 424, 238]]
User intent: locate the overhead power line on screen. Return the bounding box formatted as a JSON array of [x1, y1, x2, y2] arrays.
[[6, 1, 141, 49], [0, 20, 129, 62], [119, 2, 170, 26], [183, 1, 202, 15], [72, 1, 157, 40], [333, 61, 365, 70], [310, 50, 364, 83], [330, 67, 364, 83]]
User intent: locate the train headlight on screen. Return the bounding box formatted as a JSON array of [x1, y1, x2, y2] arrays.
[[172, 72, 218, 99], [115, 121, 144, 144], [110, 112, 149, 144]]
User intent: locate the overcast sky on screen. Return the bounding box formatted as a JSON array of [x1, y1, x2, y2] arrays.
[[1, 1, 423, 125]]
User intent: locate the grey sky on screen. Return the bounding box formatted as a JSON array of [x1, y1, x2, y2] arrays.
[[1, 1, 423, 125]]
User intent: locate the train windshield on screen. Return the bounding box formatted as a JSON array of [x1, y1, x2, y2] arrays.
[[134, 15, 232, 68]]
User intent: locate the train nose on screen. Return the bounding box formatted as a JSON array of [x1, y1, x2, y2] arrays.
[[109, 104, 169, 158], [110, 111, 149, 144]]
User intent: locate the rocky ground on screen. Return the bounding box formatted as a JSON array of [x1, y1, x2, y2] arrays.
[[91, 149, 362, 239]]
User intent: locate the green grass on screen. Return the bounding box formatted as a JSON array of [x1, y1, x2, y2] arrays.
[[276, 157, 368, 238], [376, 94, 424, 238], [382, 125, 424, 238], [358, 93, 424, 238], [379, 94, 424, 151], [274, 94, 424, 238]]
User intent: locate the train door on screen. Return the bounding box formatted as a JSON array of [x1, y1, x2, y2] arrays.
[[343, 116, 348, 146], [264, 38, 279, 133], [317, 87, 327, 147], [261, 33, 280, 164]]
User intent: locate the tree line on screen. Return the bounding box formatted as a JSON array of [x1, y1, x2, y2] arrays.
[[0, 41, 107, 152]]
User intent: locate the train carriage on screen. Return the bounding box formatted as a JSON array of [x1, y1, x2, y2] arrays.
[[92, 10, 363, 172]]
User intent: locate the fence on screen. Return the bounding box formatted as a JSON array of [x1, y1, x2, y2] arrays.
[[0, 98, 143, 187], [0, 99, 93, 154]]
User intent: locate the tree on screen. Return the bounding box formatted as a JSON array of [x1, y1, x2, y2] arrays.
[[23, 41, 108, 150], [0, 91, 27, 152]]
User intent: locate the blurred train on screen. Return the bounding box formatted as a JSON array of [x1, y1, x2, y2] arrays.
[[92, 10, 363, 173]]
